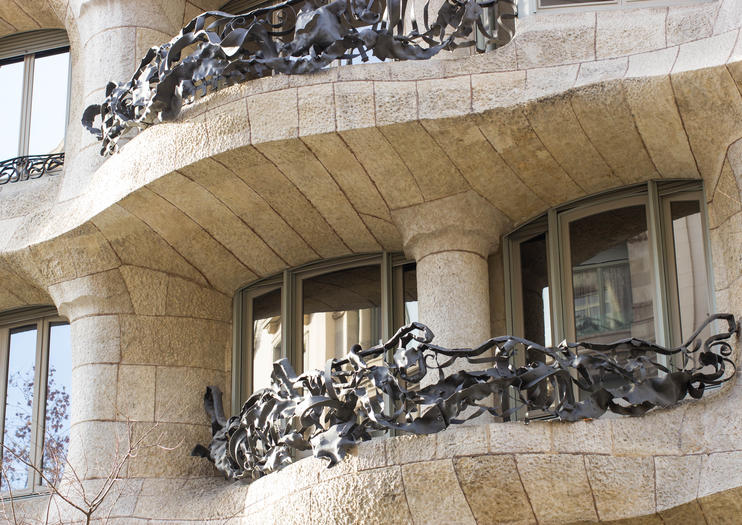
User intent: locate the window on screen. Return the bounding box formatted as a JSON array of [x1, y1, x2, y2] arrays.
[[527, 0, 712, 13], [0, 307, 71, 495], [0, 29, 70, 163], [539, 0, 612, 7], [234, 254, 417, 409], [506, 181, 714, 404]]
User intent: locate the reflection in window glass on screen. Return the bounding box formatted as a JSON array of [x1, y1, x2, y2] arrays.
[[302, 266, 381, 372], [2, 326, 37, 491], [402, 264, 418, 325], [0, 60, 24, 161], [570, 205, 655, 344], [670, 201, 711, 343], [519, 233, 550, 358], [540, 0, 611, 5], [29, 51, 69, 155], [43, 323, 71, 485], [252, 289, 282, 392]]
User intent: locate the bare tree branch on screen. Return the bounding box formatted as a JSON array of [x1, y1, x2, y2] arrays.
[[0, 416, 182, 525]]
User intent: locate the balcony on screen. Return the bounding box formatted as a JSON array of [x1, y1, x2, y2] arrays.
[[0, 153, 64, 185]]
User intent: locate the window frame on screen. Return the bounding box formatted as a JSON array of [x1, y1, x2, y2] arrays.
[[233, 253, 414, 412], [523, 0, 714, 15], [557, 194, 658, 345], [0, 30, 71, 161], [0, 306, 68, 497], [505, 180, 716, 418], [660, 188, 715, 348]]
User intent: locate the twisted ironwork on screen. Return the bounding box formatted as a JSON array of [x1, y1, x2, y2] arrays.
[[194, 313, 738, 481], [0, 153, 64, 185], [82, 0, 516, 155]]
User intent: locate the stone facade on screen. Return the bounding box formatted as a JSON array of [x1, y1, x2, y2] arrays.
[[1, 0, 742, 522]]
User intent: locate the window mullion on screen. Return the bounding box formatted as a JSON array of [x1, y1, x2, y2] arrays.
[[282, 269, 297, 372], [63, 53, 72, 151], [18, 54, 34, 157], [30, 319, 48, 492], [380, 253, 394, 421], [380, 253, 393, 343], [547, 208, 566, 343], [243, 293, 255, 401], [503, 239, 514, 336], [647, 181, 672, 349], [0, 327, 9, 456], [232, 293, 244, 413], [699, 186, 718, 330]]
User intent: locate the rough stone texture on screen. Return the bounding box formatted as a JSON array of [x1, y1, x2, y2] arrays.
[[71, 363, 119, 422], [401, 460, 476, 525], [655, 455, 703, 512], [386, 433, 437, 465], [375, 81, 418, 126], [489, 421, 552, 454], [379, 121, 469, 201], [311, 467, 413, 525], [517, 453, 599, 523], [471, 70, 527, 112], [417, 76, 471, 120], [116, 364, 157, 421], [698, 451, 742, 498], [585, 455, 656, 521], [247, 88, 299, 143], [596, 8, 667, 59], [415, 250, 491, 352], [552, 419, 612, 454], [612, 408, 684, 456], [453, 455, 536, 525], [666, 3, 716, 46], [436, 424, 487, 458], [515, 11, 595, 69]]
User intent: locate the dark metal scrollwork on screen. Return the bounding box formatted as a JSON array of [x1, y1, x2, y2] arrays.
[[193, 313, 739, 481], [0, 153, 65, 185], [82, 0, 517, 155]]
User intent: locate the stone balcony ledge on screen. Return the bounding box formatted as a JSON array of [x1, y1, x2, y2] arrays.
[[223, 375, 741, 523], [14, 388, 742, 524]]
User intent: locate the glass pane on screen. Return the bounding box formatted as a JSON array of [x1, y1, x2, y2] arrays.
[[540, 0, 612, 5], [251, 289, 282, 393], [43, 323, 71, 485], [670, 200, 711, 343], [519, 233, 551, 357], [0, 60, 24, 161], [2, 326, 37, 491], [29, 51, 69, 155], [302, 265, 381, 372], [569, 204, 655, 344], [402, 264, 418, 325]]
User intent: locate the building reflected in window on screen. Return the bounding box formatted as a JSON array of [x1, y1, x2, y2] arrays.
[[236, 256, 415, 405], [302, 265, 381, 373]]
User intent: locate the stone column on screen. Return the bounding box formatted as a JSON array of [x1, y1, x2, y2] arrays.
[[392, 191, 509, 424], [392, 190, 509, 351], [41, 214, 233, 483], [62, 0, 192, 200]]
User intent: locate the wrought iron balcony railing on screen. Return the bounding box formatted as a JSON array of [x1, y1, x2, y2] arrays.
[[0, 153, 64, 185], [194, 313, 738, 482], [82, 0, 517, 155]]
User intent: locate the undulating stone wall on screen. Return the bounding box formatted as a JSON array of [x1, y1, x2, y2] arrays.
[[2, 0, 742, 522]]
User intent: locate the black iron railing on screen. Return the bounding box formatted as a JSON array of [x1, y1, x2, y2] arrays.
[[82, 0, 517, 155], [0, 153, 65, 185], [194, 313, 738, 482]]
